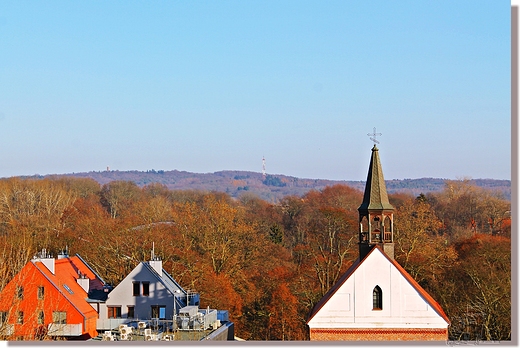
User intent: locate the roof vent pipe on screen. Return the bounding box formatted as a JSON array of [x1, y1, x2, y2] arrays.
[[149, 242, 162, 275]]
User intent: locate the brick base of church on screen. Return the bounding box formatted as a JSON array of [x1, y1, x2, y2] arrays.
[[310, 328, 448, 341]]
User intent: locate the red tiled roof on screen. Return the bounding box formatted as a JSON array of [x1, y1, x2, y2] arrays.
[[307, 246, 450, 325], [31, 256, 103, 319]]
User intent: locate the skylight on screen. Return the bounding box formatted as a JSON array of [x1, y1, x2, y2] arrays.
[[63, 284, 74, 294]]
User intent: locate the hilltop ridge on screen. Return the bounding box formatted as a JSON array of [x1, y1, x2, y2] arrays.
[[23, 170, 511, 203]]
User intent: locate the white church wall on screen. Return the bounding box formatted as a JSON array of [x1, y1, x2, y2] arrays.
[[308, 248, 449, 330]]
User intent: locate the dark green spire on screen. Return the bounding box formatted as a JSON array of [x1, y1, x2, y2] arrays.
[[358, 145, 395, 212]]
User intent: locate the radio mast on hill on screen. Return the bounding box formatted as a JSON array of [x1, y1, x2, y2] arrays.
[[262, 157, 266, 178]]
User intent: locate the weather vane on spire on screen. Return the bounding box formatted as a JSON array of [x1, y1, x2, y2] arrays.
[[367, 127, 382, 145]]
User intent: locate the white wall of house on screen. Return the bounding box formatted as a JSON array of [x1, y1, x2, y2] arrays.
[[100, 262, 179, 322], [308, 248, 449, 330]]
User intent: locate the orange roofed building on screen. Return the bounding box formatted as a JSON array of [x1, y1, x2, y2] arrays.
[[0, 249, 109, 340]]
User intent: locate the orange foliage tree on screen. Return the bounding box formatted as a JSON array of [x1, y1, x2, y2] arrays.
[[0, 177, 511, 341]]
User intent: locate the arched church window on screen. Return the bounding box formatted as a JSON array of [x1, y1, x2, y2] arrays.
[[373, 286, 382, 310]]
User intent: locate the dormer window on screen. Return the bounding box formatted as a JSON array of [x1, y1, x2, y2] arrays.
[[373, 286, 382, 310]]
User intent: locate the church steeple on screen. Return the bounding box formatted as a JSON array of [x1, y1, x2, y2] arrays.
[[358, 145, 395, 260], [359, 145, 394, 212]]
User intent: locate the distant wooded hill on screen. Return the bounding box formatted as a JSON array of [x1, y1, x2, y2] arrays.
[[29, 170, 510, 203]]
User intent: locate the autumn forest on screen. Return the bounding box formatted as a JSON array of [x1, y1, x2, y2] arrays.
[[0, 176, 511, 340]]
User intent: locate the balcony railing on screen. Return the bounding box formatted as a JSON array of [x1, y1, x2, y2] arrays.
[[368, 231, 392, 243], [97, 318, 131, 331], [47, 323, 82, 336]]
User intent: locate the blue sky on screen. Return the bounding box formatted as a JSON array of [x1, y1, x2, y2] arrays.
[[0, 1, 511, 181]]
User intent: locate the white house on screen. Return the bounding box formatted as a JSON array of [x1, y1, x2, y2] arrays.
[[97, 252, 199, 330], [307, 145, 450, 341]]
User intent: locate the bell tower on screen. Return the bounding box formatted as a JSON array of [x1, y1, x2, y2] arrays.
[[358, 144, 395, 260]]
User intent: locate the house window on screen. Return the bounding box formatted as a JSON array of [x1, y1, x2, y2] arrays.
[[37, 311, 44, 325], [17, 311, 23, 324], [127, 306, 135, 318], [133, 282, 140, 296], [52, 311, 67, 324], [373, 286, 383, 310], [151, 305, 166, 319], [16, 286, 23, 300], [142, 282, 150, 296], [37, 286, 44, 300], [107, 306, 122, 319]]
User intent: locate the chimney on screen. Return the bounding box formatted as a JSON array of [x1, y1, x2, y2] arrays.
[[58, 251, 69, 260], [149, 258, 163, 276], [149, 242, 163, 275], [57, 248, 69, 259], [77, 272, 90, 293], [33, 249, 55, 274]]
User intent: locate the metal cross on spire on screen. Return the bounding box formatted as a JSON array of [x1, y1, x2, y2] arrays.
[[367, 127, 382, 145]]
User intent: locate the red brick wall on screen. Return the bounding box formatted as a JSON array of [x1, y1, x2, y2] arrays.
[[310, 328, 448, 341]]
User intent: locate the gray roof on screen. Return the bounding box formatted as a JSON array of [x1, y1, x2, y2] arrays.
[[358, 145, 395, 212]]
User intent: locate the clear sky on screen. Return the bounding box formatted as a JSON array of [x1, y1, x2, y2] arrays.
[[0, 1, 511, 181]]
